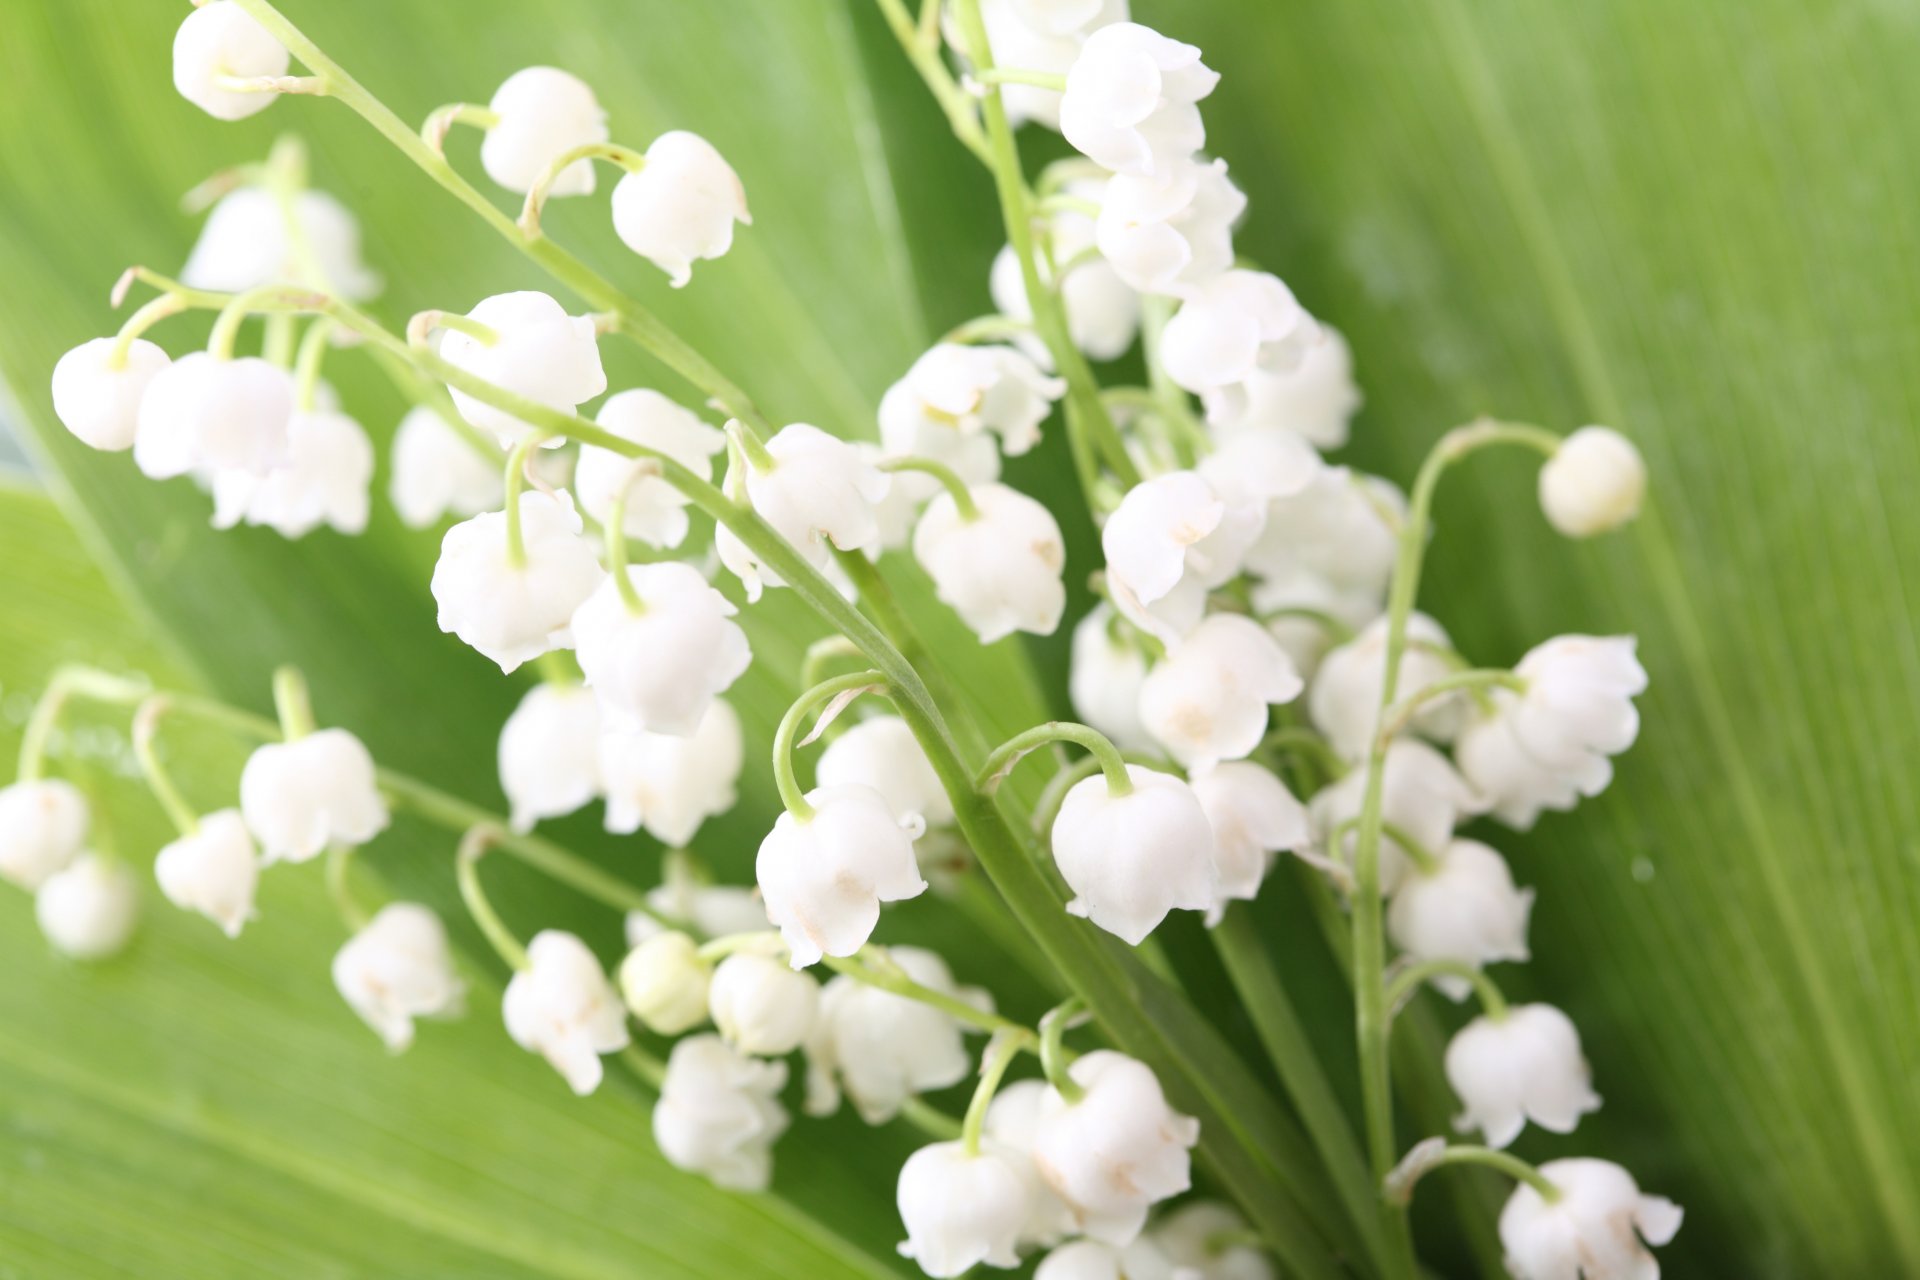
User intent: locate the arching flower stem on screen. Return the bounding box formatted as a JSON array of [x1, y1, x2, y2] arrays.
[[880, 456, 979, 521], [976, 721, 1133, 798], [131, 697, 199, 838], [456, 826, 530, 972], [519, 141, 647, 237], [773, 671, 890, 820], [962, 1030, 1026, 1156]]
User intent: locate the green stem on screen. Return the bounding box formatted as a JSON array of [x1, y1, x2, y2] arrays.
[[620, 1044, 667, 1090], [500, 432, 550, 568], [1393, 1145, 1560, 1206], [209, 283, 312, 359], [1261, 726, 1350, 781], [272, 664, 316, 739], [1385, 960, 1509, 1021], [109, 293, 185, 368], [880, 457, 979, 520], [456, 827, 530, 971], [798, 636, 865, 692], [604, 488, 647, 614], [870, 0, 991, 163], [131, 698, 198, 837], [1029, 753, 1101, 837], [327, 843, 371, 931], [520, 141, 648, 237], [977, 67, 1068, 91], [898, 1097, 967, 1142], [962, 1030, 1025, 1155], [724, 418, 776, 473], [1038, 998, 1086, 1102], [1378, 668, 1524, 746], [291, 317, 332, 413], [1380, 822, 1443, 877], [976, 721, 1132, 798], [421, 102, 500, 151], [1258, 605, 1359, 644], [413, 310, 501, 347], [1141, 296, 1210, 466], [15, 667, 149, 781], [773, 671, 889, 820], [823, 951, 1037, 1044]]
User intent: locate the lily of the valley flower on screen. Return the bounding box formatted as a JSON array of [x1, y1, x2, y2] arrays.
[[912, 483, 1068, 644], [134, 352, 291, 480], [991, 190, 1141, 360], [498, 682, 602, 833], [239, 727, 389, 865], [1206, 325, 1362, 449], [756, 784, 927, 967], [1538, 426, 1646, 538], [503, 929, 630, 1095], [574, 388, 725, 549], [1095, 157, 1244, 297], [1190, 761, 1309, 916], [611, 131, 751, 287], [963, 0, 1131, 132], [432, 490, 606, 673], [1032, 1238, 1183, 1280], [171, 2, 289, 121], [389, 406, 500, 528], [1137, 612, 1303, 769], [0, 779, 89, 891], [1068, 604, 1156, 753], [1242, 465, 1403, 597], [1159, 269, 1319, 398], [1309, 738, 1483, 894], [721, 424, 890, 599], [332, 902, 465, 1052], [1032, 1050, 1199, 1244], [1446, 1002, 1601, 1148], [635, 856, 772, 941], [599, 699, 743, 846], [436, 291, 606, 448], [183, 187, 382, 301], [35, 853, 138, 961], [1050, 765, 1216, 944], [1387, 838, 1533, 999], [211, 407, 375, 538], [1309, 612, 1466, 761], [653, 1033, 790, 1191], [1060, 23, 1217, 176], [815, 715, 954, 828], [479, 67, 609, 195], [1101, 470, 1259, 645], [896, 1141, 1031, 1277], [982, 1080, 1077, 1248], [1152, 1201, 1275, 1280], [1507, 635, 1647, 775], [1499, 1159, 1681, 1280], [707, 950, 820, 1056], [881, 344, 1065, 464], [1453, 702, 1603, 830], [571, 562, 752, 736], [617, 930, 712, 1036], [804, 946, 985, 1123], [51, 339, 171, 452], [153, 809, 259, 938]]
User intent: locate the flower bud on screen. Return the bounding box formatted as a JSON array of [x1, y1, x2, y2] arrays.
[[1538, 426, 1645, 537], [600, 698, 743, 846], [617, 930, 712, 1035], [1308, 739, 1483, 894], [35, 853, 137, 961], [503, 930, 630, 1095], [611, 131, 751, 287], [498, 683, 602, 833], [653, 1034, 789, 1191], [1094, 157, 1244, 296], [134, 352, 291, 480], [480, 68, 609, 196], [1309, 612, 1465, 761], [437, 291, 607, 448], [1068, 603, 1155, 753], [1445, 1003, 1600, 1148], [172, 2, 289, 122], [1387, 838, 1532, 998], [211, 408, 374, 538], [896, 1141, 1031, 1277], [756, 784, 927, 967], [154, 809, 259, 938], [575, 389, 725, 549], [1060, 23, 1217, 176], [239, 727, 390, 865], [1190, 761, 1308, 914], [1032, 1051, 1198, 1244], [571, 562, 752, 737], [913, 483, 1068, 644], [815, 714, 953, 828], [390, 407, 500, 528], [1050, 765, 1216, 944], [805, 946, 985, 1123], [0, 779, 89, 891], [51, 339, 170, 452], [332, 902, 464, 1052], [1159, 269, 1318, 397], [1138, 613, 1302, 769], [707, 950, 820, 1056], [433, 491, 605, 673], [183, 187, 381, 301], [1499, 1159, 1681, 1280]]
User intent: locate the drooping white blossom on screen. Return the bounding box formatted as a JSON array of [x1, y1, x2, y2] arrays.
[[1138, 613, 1302, 768], [432, 490, 605, 673], [653, 1033, 790, 1191], [913, 483, 1068, 643], [1388, 838, 1532, 999], [1538, 426, 1646, 538], [36, 853, 137, 961], [153, 808, 259, 938], [896, 1140, 1031, 1277], [1050, 765, 1216, 944], [1068, 603, 1156, 752], [1453, 702, 1601, 830], [1032, 1050, 1199, 1244], [1033, 1239, 1183, 1280], [332, 902, 464, 1052], [1152, 1201, 1275, 1280], [611, 131, 751, 287], [1159, 270, 1319, 400], [815, 715, 953, 828], [600, 698, 743, 846], [1499, 1159, 1681, 1280], [437, 291, 606, 448], [1309, 612, 1466, 761], [182, 187, 381, 300], [992, 190, 1141, 360], [1060, 23, 1217, 176], [1243, 466, 1403, 597], [1507, 635, 1647, 776], [961, 0, 1131, 131], [503, 929, 630, 1095], [804, 946, 986, 1123], [480, 67, 609, 196], [1194, 418, 1325, 517], [211, 407, 374, 538], [571, 563, 752, 736], [1309, 738, 1483, 894], [1095, 157, 1244, 296], [50, 339, 171, 452], [497, 682, 602, 832], [880, 344, 1064, 465], [0, 779, 89, 892], [389, 406, 500, 528], [1102, 470, 1260, 645], [239, 727, 389, 865], [1206, 325, 1361, 449], [134, 352, 291, 480], [1446, 1003, 1601, 1149], [1190, 761, 1308, 915], [574, 389, 725, 549], [722, 424, 890, 599], [617, 930, 712, 1036], [707, 950, 820, 1056], [981, 1080, 1077, 1248], [756, 784, 927, 968], [172, 2, 289, 122]]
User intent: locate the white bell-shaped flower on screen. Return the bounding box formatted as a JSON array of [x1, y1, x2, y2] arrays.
[[571, 562, 751, 736], [1248, 567, 1380, 681], [1453, 701, 1604, 830], [1388, 839, 1533, 999], [1160, 270, 1319, 398], [172, 2, 289, 121], [390, 406, 500, 528], [1309, 739, 1482, 894], [210, 408, 374, 538], [913, 483, 1068, 644], [653, 1033, 790, 1191], [1050, 765, 1216, 944], [991, 187, 1141, 360], [1060, 23, 1217, 176], [816, 715, 953, 828], [707, 950, 820, 1056], [1195, 420, 1324, 518], [804, 946, 985, 1123], [960, 0, 1131, 131], [1095, 157, 1244, 296], [497, 683, 602, 833], [1309, 612, 1465, 761], [1033, 1238, 1183, 1280], [1190, 761, 1308, 914], [1102, 470, 1260, 646], [600, 698, 743, 846], [1068, 604, 1156, 753], [1152, 1201, 1274, 1280], [51, 338, 171, 452], [1508, 635, 1647, 774], [1138, 613, 1302, 769], [1446, 1003, 1601, 1148], [480, 67, 608, 195], [574, 389, 725, 549], [1538, 426, 1645, 538], [1011, 0, 1125, 36], [153, 809, 259, 938], [432, 490, 605, 673], [880, 344, 1065, 464], [724, 424, 890, 600], [239, 727, 389, 865], [332, 902, 464, 1052], [35, 853, 137, 961], [0, 779, 89, 891], [897, 1140, 1031, 1277], [639, 856, 773, 940], [611, 131, 751, 287], [503, 929, 630, 1095], [756, 784, 927, 968], [183, 187, 381, 300], [1032, 1050, 1199, 1244], [438, 291, 606, 448], [1243, 466, 1403, 596], [1499, 1158, 1682, 1280], [617, 930, 712, 1035], [134, 352, 291, 480], [981, 1080, 1077, 1247], [1207, 326, 1361, 450]]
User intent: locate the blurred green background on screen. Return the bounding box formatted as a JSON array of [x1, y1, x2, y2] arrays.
[[2, 0, 1917, 1275]]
